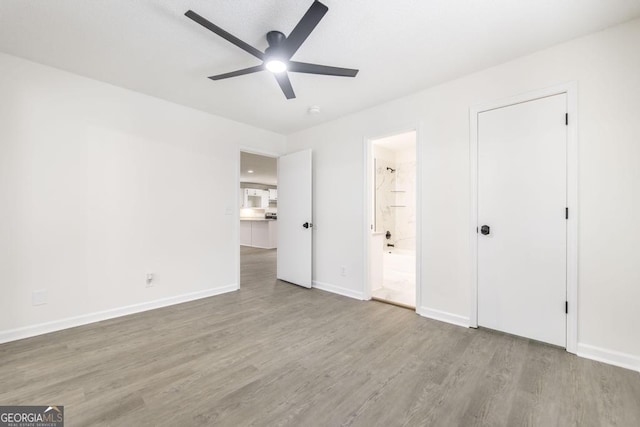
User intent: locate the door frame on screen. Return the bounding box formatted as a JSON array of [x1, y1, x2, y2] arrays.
[[363, 123, 423, 309], [469, 82, 578, 353], [236, 146, 281, 290]]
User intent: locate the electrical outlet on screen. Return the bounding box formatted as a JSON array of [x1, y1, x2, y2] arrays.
[[32, 290, 47, 306], [146, 273, 154, 287], [341, 266, 347, 277]]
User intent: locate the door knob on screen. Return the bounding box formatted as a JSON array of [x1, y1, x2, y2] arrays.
[[480, 225, 490, 235], [303, 222, 310, 229]]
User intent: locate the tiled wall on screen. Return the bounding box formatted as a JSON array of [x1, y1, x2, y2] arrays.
[[374, 146, 416, 251]]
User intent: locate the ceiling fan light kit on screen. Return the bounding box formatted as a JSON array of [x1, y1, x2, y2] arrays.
[[185, 1, 359, 100], [265, 60, 287, 73]]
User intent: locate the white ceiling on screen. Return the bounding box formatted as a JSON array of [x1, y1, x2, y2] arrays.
[[241, 152, 277, 186], [1, 1, 639, 134]]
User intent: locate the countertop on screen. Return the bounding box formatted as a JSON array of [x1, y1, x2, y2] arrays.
[[240, 218, 277, 221]]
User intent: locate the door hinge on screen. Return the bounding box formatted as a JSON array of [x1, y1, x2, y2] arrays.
[[565, 207, 569, 219], [565, 301, 568, 314], [565, 113, 568, 126]]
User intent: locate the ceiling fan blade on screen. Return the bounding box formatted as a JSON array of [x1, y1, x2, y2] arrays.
[[185, 10, 264, 60], [288, 61, 359, 77], [274, 73, 296, 99], [282, 1, 328, 58], [208, 65, 265, 80]]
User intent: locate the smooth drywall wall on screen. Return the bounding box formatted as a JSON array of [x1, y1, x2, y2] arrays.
[[287, 18, 640, 366], [0, 52, 285, 338]]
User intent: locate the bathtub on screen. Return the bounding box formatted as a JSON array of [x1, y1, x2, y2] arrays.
[[370, 234, 416, 295], [370, 247, 416, 306], [383, 248, 416, 276]]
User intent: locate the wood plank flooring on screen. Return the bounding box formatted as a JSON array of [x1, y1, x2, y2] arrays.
[[1, 246, 639, 426]]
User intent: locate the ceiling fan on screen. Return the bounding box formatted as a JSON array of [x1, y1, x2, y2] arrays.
[[185, 0, 359, 100]]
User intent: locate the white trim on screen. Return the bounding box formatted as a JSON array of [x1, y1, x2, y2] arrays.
[[469, 103, 479, 328], [417, 307, 470, 328], [577, 343, 640, 373], [469, 82, 579, 354], [312, 281, 365, 301], [236, 148, 242, 289], [363, 124, 423, 310], [363, 137, 373, 300], [237, 146, 283, 159], [0, 285, 237, 344], [565, 82, 579, 354], [415, 122, 424, 312]]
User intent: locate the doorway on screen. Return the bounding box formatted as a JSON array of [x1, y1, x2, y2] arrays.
[[239, 151, 278, 288], [470, 83, 578, 352], [238, 149, 314, 291], [367, 131, 417, 309]]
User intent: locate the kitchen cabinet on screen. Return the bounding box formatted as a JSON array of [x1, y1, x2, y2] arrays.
[[239, 220, 277, 248], [240, 220, 252, 245], [241, 188, 269, 208], [268, 189, 278, 201]]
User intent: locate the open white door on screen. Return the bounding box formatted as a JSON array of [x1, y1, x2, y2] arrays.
[[277, 149, 313, 288]]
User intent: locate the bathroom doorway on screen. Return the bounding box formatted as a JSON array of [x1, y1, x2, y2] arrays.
[[367, 131, 417, 309]]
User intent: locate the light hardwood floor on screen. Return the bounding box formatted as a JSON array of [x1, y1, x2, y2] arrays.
[[1, 246, 639, 426]]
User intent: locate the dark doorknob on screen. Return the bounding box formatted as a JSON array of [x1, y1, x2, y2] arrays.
[[480, 225, 490, 235], [303, 222, 310, 229]]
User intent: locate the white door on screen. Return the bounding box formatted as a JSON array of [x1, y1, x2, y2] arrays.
[[477, 94, 567, 347], [277, 149, 313, 288]]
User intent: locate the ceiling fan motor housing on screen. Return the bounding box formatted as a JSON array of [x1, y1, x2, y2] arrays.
[[266, 31, 286, 49]]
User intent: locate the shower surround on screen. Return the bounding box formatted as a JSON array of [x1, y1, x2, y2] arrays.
[[374, 148, 416, 251]]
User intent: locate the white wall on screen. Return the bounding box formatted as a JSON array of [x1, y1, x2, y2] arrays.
[[287, 18, 640, 369], [0, 53, 285, 341]]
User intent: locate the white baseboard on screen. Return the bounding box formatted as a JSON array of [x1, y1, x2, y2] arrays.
[[417, 306, 470, 328], [312, 281, 365, 300], [577, 343, 640, 373], [0, 284, 237, 344]]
